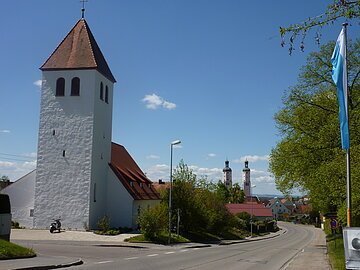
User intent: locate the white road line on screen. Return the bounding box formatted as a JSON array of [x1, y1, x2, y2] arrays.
[[95, 260, 113, 264], [147, 254, 159, 257], [180, 249, 188, 252], [165, 251, 175, 254], [124, 257, 139, 260], [193, 248, 200, 250]]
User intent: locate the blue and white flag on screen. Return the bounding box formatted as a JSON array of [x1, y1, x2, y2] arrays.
[[331, 28, 349, 149]]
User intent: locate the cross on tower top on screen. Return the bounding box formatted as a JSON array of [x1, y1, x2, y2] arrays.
[[80, 0, 88, 18]]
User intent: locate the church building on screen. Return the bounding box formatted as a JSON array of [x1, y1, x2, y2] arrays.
[[243, 160, 251, 197], [222, 160, 232, 188], [1, 17, 160, 230]]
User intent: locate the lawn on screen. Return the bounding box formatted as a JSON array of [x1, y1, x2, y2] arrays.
[[327, 234, 345, 270], [0, 239, 36, 259]]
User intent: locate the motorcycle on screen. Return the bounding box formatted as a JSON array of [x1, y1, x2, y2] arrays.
[[50, 218, 61, 233]]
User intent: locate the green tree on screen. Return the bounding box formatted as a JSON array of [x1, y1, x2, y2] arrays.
[[138, 204, 168, 239], [269, 40, 360, 225], [0, 176, 10, 182], [215, 182, 245, 204], [228, 183, 245, 204], [280, 1, 360, 54]]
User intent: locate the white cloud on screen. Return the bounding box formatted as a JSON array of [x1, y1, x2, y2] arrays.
[[142, 94, 177, 110], [0, 130, 10, 133], [207, 153, 216, 158], [146, 154, 160, 159], [0, 159, 37, 181], [162, 101, 176, 110], [233, 155, 269, 163], [0, 161, 15, 167], [145, 164, 170, 181], [33, 80, 42, 87]]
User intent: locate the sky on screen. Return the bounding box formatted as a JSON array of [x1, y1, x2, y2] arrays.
[[1, 0, 359, 195]]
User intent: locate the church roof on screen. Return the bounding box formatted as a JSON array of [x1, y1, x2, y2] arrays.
[[40, 18, 116, 83], [109, 143, 160, 200]]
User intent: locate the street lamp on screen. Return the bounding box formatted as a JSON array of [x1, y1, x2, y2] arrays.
[[250, 184, 256, 238], [168, 139, 181, 245]]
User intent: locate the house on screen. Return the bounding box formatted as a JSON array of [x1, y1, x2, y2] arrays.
[[226, 202, 273, 221], [266, 197, 291, 219], [1, 17, 160, 230]]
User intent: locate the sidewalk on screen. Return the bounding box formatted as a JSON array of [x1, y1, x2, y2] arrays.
[[283, 226, 331, 270]]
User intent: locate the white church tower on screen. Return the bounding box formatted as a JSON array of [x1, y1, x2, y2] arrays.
[[243, 160, 251, 197], [34, 18, 116, 229], [223, 160, 232, 188]]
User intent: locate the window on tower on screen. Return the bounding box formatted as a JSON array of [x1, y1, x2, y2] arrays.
[[105, 85, 109, 103], [55, 78, 65, 96], [71, 77, 80, 96], [100, 82, 104, 100]]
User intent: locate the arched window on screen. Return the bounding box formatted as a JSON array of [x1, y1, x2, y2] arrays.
[[100, 82, 104, 100], [71, 77, 80, 96], [105, 85, 109, 103], [55, 78, 65, 96]]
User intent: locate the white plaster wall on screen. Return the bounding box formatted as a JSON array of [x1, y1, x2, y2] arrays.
[[243, 171, 251, 197], [106, 168, 134, 228], [34, 70, 99, 230], [0, 170, 35, 228], [223, 171, 232, 187], [88, 73, 114, 229]]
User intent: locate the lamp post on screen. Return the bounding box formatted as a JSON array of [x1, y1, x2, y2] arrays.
[[250, 184, 256, 238], [168, 139, 181, 245]]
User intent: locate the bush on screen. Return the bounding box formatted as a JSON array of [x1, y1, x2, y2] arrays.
[[138, 204, 167, 240], [97, 215, 110, 232]]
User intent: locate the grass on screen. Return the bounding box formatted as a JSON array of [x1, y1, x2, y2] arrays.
[[327, 234, 345, 270], [127, 228, 247, 245], [0, 239, 36, 259], [126, 232, 190, 245]]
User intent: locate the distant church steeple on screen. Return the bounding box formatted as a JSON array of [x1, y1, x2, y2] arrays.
[[223, 160, 232, 188], [243, 160, 251, 197]]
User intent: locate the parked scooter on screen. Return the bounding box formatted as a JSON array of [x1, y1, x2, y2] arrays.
[[50, 218, 61, 233]]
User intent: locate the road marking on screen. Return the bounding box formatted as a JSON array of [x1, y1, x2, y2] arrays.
[[95, 260, 113, 264], [147, 254, 159, 257], [193, 248, 200, 250], [180, 249, 188, 252], [165, 251, 175, 254], [124, 257, 139, 260]]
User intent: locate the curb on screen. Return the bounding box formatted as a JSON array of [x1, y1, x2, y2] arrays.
[[13, 259, 83, 270], [182, 244, 212, 249], [219, 230, 284, 246]]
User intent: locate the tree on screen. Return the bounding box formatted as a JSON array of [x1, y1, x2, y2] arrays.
[[138, 204, 168, 240], [215, 182, 245, 204], [0, 175, 10, 182], [269, 39, 360, 225], [280, 1, 360, 54]]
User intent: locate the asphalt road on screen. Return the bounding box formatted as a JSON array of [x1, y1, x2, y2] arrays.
[[12, 222, 318, 270]]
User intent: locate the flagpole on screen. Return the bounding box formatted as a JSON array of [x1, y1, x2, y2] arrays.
[[342, 22, 351, 227]]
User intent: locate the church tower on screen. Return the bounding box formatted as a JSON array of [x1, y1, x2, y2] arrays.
[[243, 160, 251, 197], [34, 18, 116, 229], [223, 160, 232, 188]]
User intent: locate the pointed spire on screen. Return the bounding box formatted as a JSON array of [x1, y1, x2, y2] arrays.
[[40, 19, 116, 83]]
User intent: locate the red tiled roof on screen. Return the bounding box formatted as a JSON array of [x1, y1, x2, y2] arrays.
[[109, 143, 160, 200], [40, 19, 116, 83], [226, 203, 273, 218]]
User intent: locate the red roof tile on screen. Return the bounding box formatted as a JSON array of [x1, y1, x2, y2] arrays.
[[110, 143, 160, 200], [41, 19, 116, 83], [226, 203, 273, 218]]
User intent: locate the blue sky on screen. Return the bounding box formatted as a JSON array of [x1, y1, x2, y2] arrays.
[[1, 1, 359, 195]]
